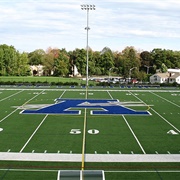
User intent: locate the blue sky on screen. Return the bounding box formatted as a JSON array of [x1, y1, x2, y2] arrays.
[[1, 0, 180, 52]]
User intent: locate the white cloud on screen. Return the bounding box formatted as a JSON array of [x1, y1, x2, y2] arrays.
[[0, 0, 180, 52]]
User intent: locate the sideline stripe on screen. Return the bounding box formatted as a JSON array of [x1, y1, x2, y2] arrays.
[[0, 168, 179, 173], [81, 108, 87, 170], [122, 115, 146, 154], [19, 114, 48, 153], [150, 91, 180, 108], [0, 90, 24, 102], [105, 170, 180, 173]]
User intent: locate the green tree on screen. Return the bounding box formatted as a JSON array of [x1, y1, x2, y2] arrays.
[[160, 63, 168, 73], [99, 47, 114, 75], [53, 49, 70, 76], [28, 49, 45, 65], [71, 48, 86, 75], [121, 46, 140, 78]]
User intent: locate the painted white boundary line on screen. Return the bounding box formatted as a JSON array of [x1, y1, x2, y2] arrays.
[[122, 115, 146, 154], [0, 90, 45, 123], [129, 91, 180, 133], [150, 91, 180, 108], [107, 91, 113, 99], [107, 91, 146, 154], [59, 90, 66, 98], [19, 114, 48, 152], [105, 170, 180, 173], [0, 153, 180, 162], [0, 90, 24, 102], [0, 168, 179, 173], [151, 108, 180, 133]]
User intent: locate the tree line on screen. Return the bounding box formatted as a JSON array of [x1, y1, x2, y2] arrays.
[[0, 44, 180, 81]]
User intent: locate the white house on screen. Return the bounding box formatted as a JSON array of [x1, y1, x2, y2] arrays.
[[150, 69, 180, 84], [150, 73, 169, 84], [30, 65, 44, 76], [168, 69, 180, 84], [169, 73, 180, 84]]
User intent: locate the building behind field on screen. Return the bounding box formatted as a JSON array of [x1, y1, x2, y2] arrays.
[[150, 69, 180, 84]]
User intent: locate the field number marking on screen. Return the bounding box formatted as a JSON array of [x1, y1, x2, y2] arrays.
[[88, 129, 99, 134], [70, 129, 81, 134], [70, 129, 99, 135]]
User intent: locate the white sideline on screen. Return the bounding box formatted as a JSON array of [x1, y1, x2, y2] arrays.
[[0, 152, 180, 162]]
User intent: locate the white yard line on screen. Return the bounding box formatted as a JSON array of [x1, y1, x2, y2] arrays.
[[151, 108, 180, 133], [107, 91, 146, 154], [129, 91, 180, 133], [122, 115, 146, 154], [128, 91, 147, 105], [0, 90, 45, 123], [150, 91, 180, 108], [59, 90, 66, 98], [19, 114, 48, 153], [0, 90, 24, 102], [107, 91, 113, 99]]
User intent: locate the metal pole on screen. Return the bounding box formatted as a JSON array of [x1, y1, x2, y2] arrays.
[[81, 4, 95, 99], [86, 9, 89, 89]]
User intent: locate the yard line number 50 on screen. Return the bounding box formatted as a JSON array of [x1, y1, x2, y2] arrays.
[[70, 129, 99, 135]]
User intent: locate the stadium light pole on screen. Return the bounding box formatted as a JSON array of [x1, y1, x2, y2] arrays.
[[81, 4, 95, 96]]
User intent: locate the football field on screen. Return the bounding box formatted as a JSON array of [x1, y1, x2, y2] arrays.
[[0, 87, 180, 179]]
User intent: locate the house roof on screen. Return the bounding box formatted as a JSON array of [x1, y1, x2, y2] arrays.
[[169, 74, 180, 79], [153, 73, 169, 78]]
